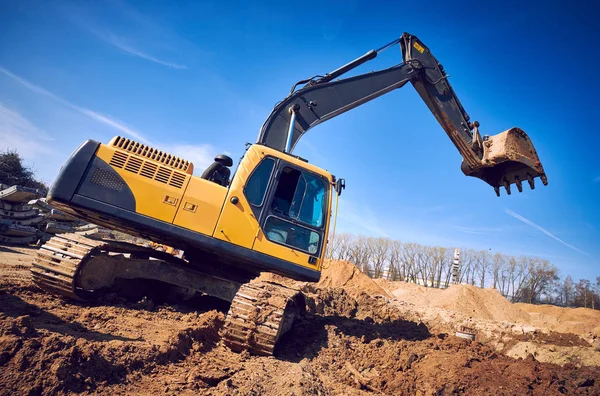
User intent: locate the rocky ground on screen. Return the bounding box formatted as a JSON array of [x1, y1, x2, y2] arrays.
[[1, 245, 599, 395]]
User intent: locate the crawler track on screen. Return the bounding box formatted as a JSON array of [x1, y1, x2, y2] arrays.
[[30, 233, 106, 300], [221, 281, 304, 356], [31, 233, 306, 357], [30, 233, 178, 300]]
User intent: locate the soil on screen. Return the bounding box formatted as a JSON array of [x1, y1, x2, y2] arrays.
[[515, 303, 600, 337], [377, 278, 530, 323], [1, 246, 600, 395]]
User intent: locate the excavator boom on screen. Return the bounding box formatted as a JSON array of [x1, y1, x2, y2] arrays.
[[257, 32, 547, 196]]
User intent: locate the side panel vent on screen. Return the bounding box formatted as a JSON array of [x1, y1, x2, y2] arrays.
[[109, 136, 194, 174], [124, 156, 143, 173], [140, 162, 157, 179], [155, 167, 172, 184], [169, 172, 186, 188], [109, 151, 128, 168]]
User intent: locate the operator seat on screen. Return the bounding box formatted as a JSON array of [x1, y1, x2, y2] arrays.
[[201, 154, 233, 187]]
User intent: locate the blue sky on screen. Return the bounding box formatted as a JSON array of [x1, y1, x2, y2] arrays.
[[1, 0, 598, 281]]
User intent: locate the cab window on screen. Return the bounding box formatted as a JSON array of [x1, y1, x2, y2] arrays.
[[244, 158, 275, 206], [271, 167, 327, 228], [264, 165, 328, 255]]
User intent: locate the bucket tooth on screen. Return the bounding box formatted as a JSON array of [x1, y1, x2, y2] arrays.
[[515, 177, 523, 193], [504, 180, 511, 195], [494, 186, 500, 197], [527, 174, 535, 190]]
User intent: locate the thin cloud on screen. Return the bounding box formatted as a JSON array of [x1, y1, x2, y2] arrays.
[[60, 2, 188, 70], [505, 209, 590, 257], [337, 198, 391, 237], [0, 104, 54, 157], [0, 66, 150, 144], [163, 143, 217, 174], [106, 34, 187, 69], [0, 66, 222, 175], [450, 224, 505, 235]]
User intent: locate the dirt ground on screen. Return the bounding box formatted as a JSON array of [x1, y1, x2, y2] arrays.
[[1, 247, 600, 395]]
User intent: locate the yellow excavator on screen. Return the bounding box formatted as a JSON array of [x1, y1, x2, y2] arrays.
[[31, 32, 547, 356]]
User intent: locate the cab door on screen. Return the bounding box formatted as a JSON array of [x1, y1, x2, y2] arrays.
[[213, 146, 275, 248]]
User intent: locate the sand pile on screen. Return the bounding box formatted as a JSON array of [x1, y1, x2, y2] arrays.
[[388, 281, 531, 324], [316, 260, 391, 298], [515, 303, 600, 337]]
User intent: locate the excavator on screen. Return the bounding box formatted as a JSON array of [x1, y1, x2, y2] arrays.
[[30, 32, 547, 356]]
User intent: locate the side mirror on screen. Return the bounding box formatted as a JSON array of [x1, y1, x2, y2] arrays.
[[335, 178, 346, 196]]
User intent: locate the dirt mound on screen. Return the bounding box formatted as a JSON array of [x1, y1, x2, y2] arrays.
[[2, 247, 600, 395], [515, 303, 600, 337], [277, 289, 600, 395], [317, 260, 391, 298], [389, 281, 531, 323]]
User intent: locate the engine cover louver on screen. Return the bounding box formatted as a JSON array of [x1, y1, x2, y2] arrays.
[[108, 137, 190, 189], [109, 136, 194, 174]]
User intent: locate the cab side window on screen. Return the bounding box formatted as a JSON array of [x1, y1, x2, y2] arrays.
[[244, 158, 275, 207]]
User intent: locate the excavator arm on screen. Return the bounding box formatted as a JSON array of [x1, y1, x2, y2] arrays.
[[257, 32, 547, 196]]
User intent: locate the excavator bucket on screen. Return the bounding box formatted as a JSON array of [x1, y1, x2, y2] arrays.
[[461, 128, 548, 196]]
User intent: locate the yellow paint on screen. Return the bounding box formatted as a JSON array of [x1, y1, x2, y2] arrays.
[[97, 140, 335, 273], [214, 144, 333, 270], [413, 41, 425, 53], [213, 145, 264, 248], [95, 144, 190, 223], [173, 177, 227, 236], [252, 227, 320, 271]]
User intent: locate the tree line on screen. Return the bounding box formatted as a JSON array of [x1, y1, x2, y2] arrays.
[[0, 149, 48, 192], [327, 233, 600, 309]]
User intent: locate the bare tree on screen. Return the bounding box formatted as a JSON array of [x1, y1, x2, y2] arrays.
[[387, 240, 403, 281], [327, 233, 354, 261], [491, 252, 506, 290], [560, 276, 575, 307], [370, 237, 390, 278], [457, 248, 476, 285], [575, 279, 592, 308], [401, 243, 421, 284], [512, 256, 532, 302], [427, 246, 448, 288], [474, 250, 491, 288], [416, 245, 434, 287], [441, 248, 455, 288], [350, 235, 372, 275], [521, 259, 559, 303]]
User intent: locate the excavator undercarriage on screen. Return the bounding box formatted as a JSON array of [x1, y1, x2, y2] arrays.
[[31, 233, 305, 356]]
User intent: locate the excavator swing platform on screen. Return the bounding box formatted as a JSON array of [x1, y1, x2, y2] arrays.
[[30, 32, 548, 356]]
